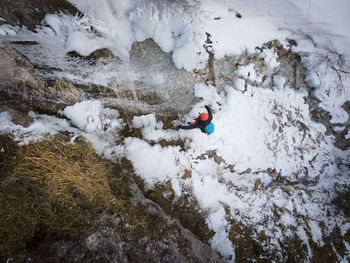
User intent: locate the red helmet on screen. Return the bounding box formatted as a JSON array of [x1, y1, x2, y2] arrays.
[[200, 113, 209, 121]]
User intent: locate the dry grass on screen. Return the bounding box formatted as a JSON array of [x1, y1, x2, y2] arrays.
[[0, 136, 124, 255]]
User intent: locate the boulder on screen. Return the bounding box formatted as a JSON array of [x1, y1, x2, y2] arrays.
[[0, 0, 80, 30]]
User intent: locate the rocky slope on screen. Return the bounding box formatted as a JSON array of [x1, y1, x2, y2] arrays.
[[0, 1, 349, 262], [0, 0, 79, 30], [0, 135, 221, 263]]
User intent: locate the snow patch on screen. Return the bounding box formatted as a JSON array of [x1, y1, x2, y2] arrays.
[[61, 100, 124, 158], [62, 100, 103, 132], [0, 24, 18, 36], [237, 63, 262, 83], [132, 114, 179, 142], [0, 111, 72, 145], [345, 130, 350, 140], [309, 220, 324, 246], [207, 207, 235, 261], [124, 137, 186, 196], [297, 225, 312, 258]]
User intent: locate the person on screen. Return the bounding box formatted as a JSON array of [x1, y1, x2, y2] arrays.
[[178, 105, 214, 134]]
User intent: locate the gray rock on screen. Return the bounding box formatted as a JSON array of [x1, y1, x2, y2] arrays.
[[35, 183, 223, 263], [0, 0, 80, 30], [0, 45, 87, 121], [67, 48, 117, 63], [127, 182, 222, 263]]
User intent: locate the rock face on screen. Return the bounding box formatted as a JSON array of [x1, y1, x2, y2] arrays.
[[129, 39, 197, 112], [0, 44, 124, 124], [30, 182, 223, 263], [0, 0, 79, 30], [0, 45, 85, 103], [0, 135, 222, 263], [0, 44, 87, 124], [67, 48, 117, 63]]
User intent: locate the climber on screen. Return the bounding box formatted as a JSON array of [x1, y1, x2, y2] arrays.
[[178, 105, 215, 135]]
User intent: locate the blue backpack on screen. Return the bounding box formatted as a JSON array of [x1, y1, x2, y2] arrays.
[[204, 122, 215, 134]]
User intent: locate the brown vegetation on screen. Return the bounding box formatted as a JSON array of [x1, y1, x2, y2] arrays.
[[0, 135, 124, 255]]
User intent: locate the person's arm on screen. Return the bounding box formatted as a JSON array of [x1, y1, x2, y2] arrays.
[[178, 122, 202, 130], [205, 105, 213, 122]]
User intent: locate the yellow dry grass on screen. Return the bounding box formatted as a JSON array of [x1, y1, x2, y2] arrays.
[[0, 136, 124, 255]]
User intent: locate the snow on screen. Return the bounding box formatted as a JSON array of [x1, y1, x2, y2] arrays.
[[346, 130, 350, 140], [294, 0, 350, 56], [259, 47, 280, 71], [344, 241, 350, 262], [297, 225, 312, 258], [65, 0, 206, 69], [67, 0, 350, 123], [6, 0, 345, 71], [181, 83, 332, 176], [234, 78, 245, 91], [297, 48, 350, 124], [122, 75, 348, 261], [43, 13, 114, 57], [202, 1, 288, 59], [334, 126, 346, 132], [309, 220, 324, 246], [207, 207, 235, 260], [0, 100, 124, 160], [60, 100, 124, 158], [0, 24, 18, 36], [132, 114, 179, 142], [124, 137, 185, 196], [62, 100, 103, 132], [341, 224, 350, 237], [0, 0, 347, 122], [237, 63, 263, 83], [0, 0, 350, 261], [0, 111, 73, 145]]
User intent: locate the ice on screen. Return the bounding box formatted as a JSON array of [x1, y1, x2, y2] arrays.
[[0, 0, 350, 260], [0, 0, 347, 124], [66, 31, 93, 56]]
